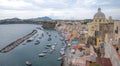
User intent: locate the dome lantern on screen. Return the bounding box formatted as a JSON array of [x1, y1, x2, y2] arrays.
[[98, 8, 101, 12]]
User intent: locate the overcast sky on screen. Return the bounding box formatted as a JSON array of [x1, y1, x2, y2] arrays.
[[0, 0, 120, 20]]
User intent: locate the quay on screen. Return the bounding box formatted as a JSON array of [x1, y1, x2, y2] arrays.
[[0, 30, 37, 53]]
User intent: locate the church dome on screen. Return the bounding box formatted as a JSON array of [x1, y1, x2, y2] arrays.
[[94, 8, 105, 18]]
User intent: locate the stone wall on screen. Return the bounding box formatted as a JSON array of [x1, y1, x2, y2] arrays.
[[99, 23, 114, 41]]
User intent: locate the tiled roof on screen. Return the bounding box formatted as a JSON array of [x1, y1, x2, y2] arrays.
[[96, 57, 112, 66], [86, 57, 112, 66]]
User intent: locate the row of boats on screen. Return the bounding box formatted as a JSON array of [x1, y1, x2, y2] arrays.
[[23, 37, 41, 45], [25, 44, 66, 66], [25, 31, 66, 66], [38, 45, 66, 61], [24, 31, 44, 45], [38, 43, 57, 57]]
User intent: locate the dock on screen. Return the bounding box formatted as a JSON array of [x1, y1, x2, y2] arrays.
[[0, 30, 37, 53]]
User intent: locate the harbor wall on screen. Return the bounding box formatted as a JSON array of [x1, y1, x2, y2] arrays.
[[0, 30, 37, 53]]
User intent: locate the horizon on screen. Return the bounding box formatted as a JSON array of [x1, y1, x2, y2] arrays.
[[1, 16, 120, 21], [0, 0, 120, 20]]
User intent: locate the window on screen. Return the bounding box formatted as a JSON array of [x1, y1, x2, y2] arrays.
[[115, 26, 118, 34], [99, 40, 101, 42], [95, 19, 97, 22], [99, 19, 101, 22]]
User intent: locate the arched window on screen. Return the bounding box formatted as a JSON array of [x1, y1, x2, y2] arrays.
[[99, 19, 101, 22], [115, 26, 118, 34]]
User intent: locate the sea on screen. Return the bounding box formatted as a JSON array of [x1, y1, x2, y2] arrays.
[[0, 24, 63, 66]]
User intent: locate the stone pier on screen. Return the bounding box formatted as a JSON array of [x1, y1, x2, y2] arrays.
[[0, 30, 37, 53]]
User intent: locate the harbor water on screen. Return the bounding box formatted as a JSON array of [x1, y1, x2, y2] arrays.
[[0, 24, 63, 66]]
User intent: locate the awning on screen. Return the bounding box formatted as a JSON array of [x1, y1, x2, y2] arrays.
[[73, 45, 82, 50], [71, 39, 78, 44]]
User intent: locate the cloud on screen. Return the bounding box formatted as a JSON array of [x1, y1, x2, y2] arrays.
[[0, 0, 33, 8], [0, 7, 96, 19], [0, 0, 120, 19]]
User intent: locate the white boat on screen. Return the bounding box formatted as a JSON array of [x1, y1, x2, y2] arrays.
[[46, 44, 52, 47], [49, 49, 54, 53], [60, 50, 65, 55], [68, 43, 71, 47], [38, 53, 45, 57], [26, 61, 32, 66], [57, 57, 63, 61], [54, 43, 57, 45], [42, 51, 47, 53], [60, 47, 65, 51], [51, 45, 55, 50], [27, 38, 34, 42]]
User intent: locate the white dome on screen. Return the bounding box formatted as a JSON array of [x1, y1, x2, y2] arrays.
[[94, 8, 105, 18]]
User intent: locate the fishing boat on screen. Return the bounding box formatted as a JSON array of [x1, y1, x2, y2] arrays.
[[38, 53, 45, 57], [26, 61, 32, 66]]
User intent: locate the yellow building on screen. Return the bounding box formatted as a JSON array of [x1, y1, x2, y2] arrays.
[[96, 38, 103, 46]]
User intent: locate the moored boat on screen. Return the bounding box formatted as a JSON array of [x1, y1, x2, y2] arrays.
[[38, 53, 46, 57], [51, 45, 55, 50], [49, 49, 54, 53], [57, 57, 63, 61], [34, 40, 40, 45], [46, 44, 52, 47], [27, 38, 34, 42], [42, 51, 47, 53], [26, 61, 32, 66], [54, 43, 57, 45], [60, 50, 65, 55], [48, 37, 52, 41]]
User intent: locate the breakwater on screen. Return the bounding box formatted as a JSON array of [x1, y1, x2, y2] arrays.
[[0, 30, 37, 53]]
